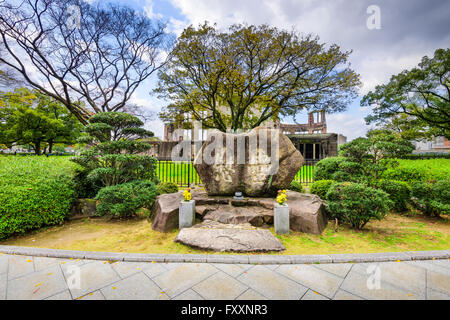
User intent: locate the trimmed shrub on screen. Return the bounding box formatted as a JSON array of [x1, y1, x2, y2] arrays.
[[326, 182, 391, 229], [0, 156, 77, 239], [314, 157, 346, 181], [431, 180, 450, 216], [288, 180, 303, 193], [157, 181, 179, 195], [314, 157, 363, 182], [376, 179, 412, 212], [412, 180, 450, 216], [95, 181, 158, 218], [310, 180, 336, 199]]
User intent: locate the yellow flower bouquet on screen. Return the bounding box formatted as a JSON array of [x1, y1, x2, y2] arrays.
[[276, 189, 287, 206], [183, 188, 192, 201]]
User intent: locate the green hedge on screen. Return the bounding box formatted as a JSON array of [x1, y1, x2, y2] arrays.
[[382, 159, 450, 183], [0, 156, 78, 239]]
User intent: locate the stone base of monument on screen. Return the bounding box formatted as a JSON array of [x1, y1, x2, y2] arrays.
[[152, 190, 327, 252], [174, 220, 285, 252]]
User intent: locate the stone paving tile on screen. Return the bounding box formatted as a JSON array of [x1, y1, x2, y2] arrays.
[[0, 254, 8, 275], [112, 261, 166, 279], [276, 264, 343, 299], [427, 270, 450, 296], [101, 272, 168, 300], [341, 270, 420, 300], [34, 257, 61, 272], [405, 260, 450, 276], [173, 289, 205, 300], [192, 272, 248, 300], [429, 259, 450, 269], [427, 288, 450, 300], [0, 273, 6, 300], [8, 255, 35, 280], [237, 265, 307, 300], [301, 289, 329, 300], [236, 288, 267, 300], [352, 261, 426, 297], [263, 265, 279, 271], [61, 260, 120, 299], [333, 289, 363, 300], [77, 290, 105, 300], [212, 264, 253, 278], [152, 263, 218, 298], [7, 266, 68, 300], [313, 263, 353, 278], [45, 290, 72, 300]]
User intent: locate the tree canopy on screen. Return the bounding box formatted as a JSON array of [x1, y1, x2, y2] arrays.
[[0, 0, 173, 124], [362, 48, 450, 139], [156, 23, 361, 132], [0, 88, 83, 154]]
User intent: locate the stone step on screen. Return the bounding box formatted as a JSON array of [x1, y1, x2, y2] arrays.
[[174, 221, 286, 253]]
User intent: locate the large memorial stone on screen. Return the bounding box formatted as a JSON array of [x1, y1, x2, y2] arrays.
[[194, 127, 303, 197]]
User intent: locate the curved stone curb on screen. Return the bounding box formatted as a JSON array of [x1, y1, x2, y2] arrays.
[[0, 245, 448, 265]]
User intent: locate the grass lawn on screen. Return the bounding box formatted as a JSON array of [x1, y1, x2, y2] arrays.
[[2, 212, 448, 255]]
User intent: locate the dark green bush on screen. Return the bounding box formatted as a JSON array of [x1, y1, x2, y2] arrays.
[[326, 182, 391, 229], [431, 180, 450, 215], [310, 180, 336, 199], [314, 157, 363, 182], [314, 157, 347, 181], [156, 181, 179, 195], [376, 179, 411, 212], [0, 156, 77, 240], [288, 180, 303, 193], [412, 180, 450, 216], [95, 181, 158, 218]]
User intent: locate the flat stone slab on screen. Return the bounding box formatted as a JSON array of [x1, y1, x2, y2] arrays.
[[174, 221, 286, 252]]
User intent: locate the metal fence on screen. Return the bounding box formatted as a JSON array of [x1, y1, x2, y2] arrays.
[[156, 158, 319, 187]]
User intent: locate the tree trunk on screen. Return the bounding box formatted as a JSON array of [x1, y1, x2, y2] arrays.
[[34, 141, 41, 155]]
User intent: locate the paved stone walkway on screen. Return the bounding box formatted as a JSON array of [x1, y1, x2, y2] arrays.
[[0, 253, 449, 300]]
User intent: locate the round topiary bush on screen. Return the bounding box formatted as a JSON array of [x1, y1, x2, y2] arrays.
[[310, 180, 336, 199], [95, 181, 158, 218], [325, 182, 392, 229], [288, 180, 303, 193], [376, 179, 412, 212], [156, 181, 179, 195]]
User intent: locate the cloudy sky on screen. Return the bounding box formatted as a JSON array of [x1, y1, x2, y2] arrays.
[[97, 0, 450, 140]]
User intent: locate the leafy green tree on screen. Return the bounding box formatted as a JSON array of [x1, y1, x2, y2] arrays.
[[0, 88, 82, 154], [362, 48, 450, 138], [71, 112, 158, 188], [156, 23, 361, 132], [339, 129, 414, 181]]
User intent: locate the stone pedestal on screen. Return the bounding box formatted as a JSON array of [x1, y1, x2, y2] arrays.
[[274, 204, 290, 234], [179, 200, 195, 229]]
